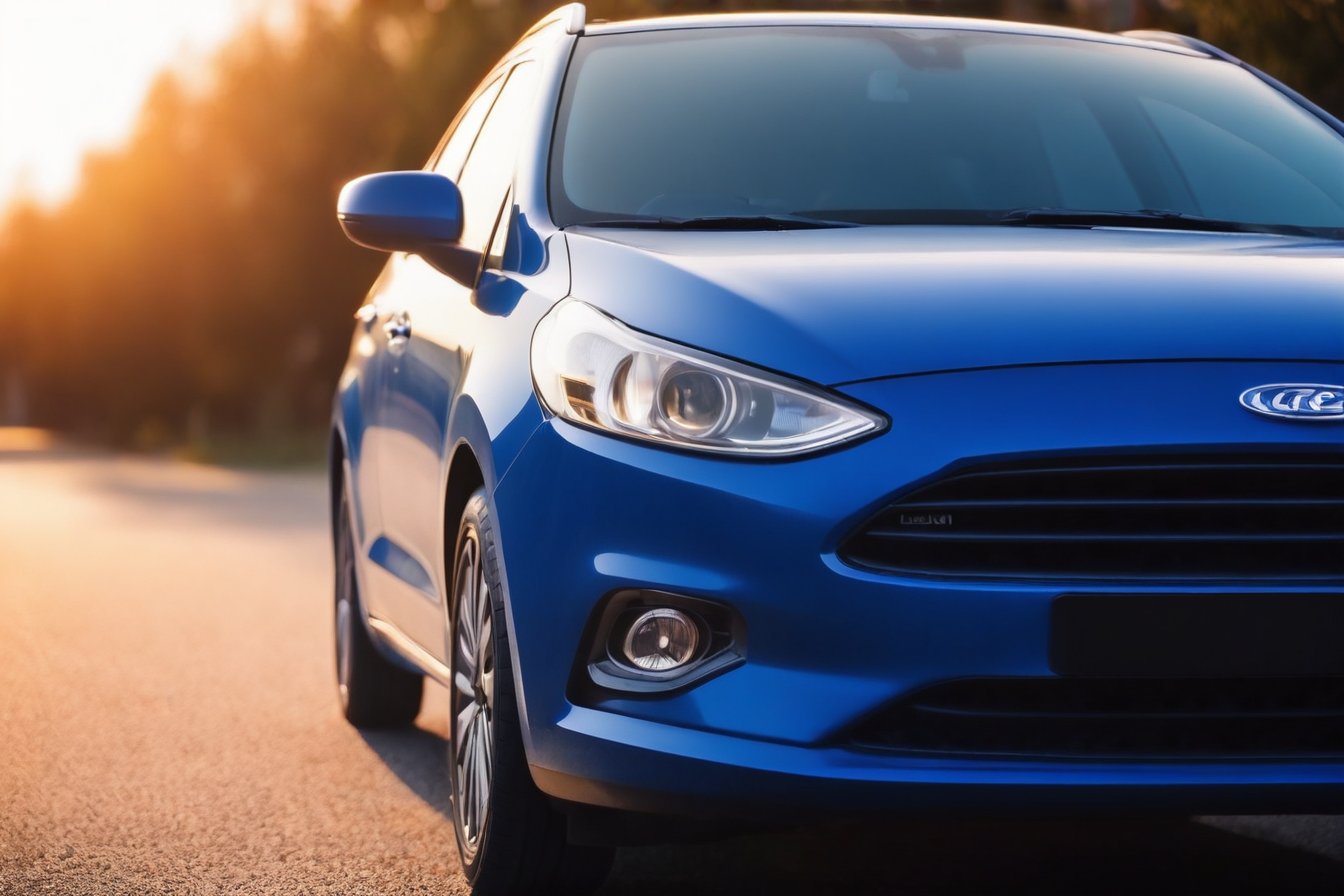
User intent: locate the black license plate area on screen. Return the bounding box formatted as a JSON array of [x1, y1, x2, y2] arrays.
[[1050, 594, 1344, 677]]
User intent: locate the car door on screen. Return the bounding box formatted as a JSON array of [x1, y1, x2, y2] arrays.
[[354, 71, 504, 636], [371, 60, 540, 656]]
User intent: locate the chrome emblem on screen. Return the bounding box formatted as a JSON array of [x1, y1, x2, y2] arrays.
[[899, 513, 953, 527], [1240, 384, 1344, 421]]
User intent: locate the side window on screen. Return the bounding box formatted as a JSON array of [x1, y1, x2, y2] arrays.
[[431, 76, 505, 181], [456, 62, 539, 255]]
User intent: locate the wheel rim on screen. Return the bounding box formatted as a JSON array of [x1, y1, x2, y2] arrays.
[[335, 508, 355, 709], [452, 531, 494, 861]]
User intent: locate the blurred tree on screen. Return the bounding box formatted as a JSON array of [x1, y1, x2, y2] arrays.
[[1177, 0, 1344, 115]]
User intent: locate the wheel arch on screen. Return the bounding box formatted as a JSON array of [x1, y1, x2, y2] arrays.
[[443, 441, 487, 568], [439, 408, 546, 754]]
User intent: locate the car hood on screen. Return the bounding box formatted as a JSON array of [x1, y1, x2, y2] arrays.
[[563, 226, 1344, 385]]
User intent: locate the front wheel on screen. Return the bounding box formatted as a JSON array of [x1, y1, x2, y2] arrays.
[[449, 490, 613, 896]]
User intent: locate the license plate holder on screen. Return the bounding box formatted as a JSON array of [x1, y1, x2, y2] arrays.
[[1050, 593, 1344, 677]]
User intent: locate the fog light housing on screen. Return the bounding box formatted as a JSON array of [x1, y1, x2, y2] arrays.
[[621, 608, 700, 672], [576, 590, 745, 695]]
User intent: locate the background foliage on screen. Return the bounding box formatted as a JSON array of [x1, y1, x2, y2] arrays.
[[1, 0, 1340, 453]]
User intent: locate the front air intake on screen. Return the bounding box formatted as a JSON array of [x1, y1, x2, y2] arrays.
[[840, 453, 1344, 582], [848, 676, 1344, 760]]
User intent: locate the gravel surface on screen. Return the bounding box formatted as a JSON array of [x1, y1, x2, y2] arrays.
[[2, 440, 1341, 895]]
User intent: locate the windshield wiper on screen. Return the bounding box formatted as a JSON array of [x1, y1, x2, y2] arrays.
[[573, 213, 856, 231], [998, 208, 1337, 239], [573, 208, 1341, 239]]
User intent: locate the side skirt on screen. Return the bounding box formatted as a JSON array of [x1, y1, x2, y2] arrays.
[[368, 616, 453, 687]]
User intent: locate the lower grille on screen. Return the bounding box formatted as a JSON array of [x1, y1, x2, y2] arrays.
[[849, 677, 1344, 760], [840, 453, 1344, 581]]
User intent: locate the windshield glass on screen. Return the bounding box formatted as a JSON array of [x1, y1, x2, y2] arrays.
[[549, 27, 1344, 234]]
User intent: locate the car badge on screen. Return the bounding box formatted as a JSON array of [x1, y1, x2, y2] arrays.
[[1240, 384, 1344, 421]]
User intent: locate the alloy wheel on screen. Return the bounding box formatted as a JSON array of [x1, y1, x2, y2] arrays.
[[451, 530, 495, 861]]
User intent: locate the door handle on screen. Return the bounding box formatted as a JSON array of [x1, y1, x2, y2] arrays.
[[383, 313, 412, 341], [354, 304, 380, 328]]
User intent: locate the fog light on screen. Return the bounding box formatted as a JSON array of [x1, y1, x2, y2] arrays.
[[621, 608, 700, 672]]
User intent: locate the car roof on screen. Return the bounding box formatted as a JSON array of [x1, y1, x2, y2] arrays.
[[579, 11, 1210, 58]]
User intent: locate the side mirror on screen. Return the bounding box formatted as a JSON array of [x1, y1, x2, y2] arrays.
[[337, 171, 478, 285]]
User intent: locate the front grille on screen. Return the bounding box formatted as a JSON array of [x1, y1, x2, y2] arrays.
[[848, 677, 1344, 760], [840, 453, 1344, 581]]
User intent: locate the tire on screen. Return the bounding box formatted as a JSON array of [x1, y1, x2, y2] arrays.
[[449, 489, 613, 896], [334, 484, 423, 728]]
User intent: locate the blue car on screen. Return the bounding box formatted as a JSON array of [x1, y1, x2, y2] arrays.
[[330, 5, 1344, 893]]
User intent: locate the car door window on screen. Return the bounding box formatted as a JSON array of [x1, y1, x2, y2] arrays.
[[431, 76, 505, 181], [455, 62, 539, 255]]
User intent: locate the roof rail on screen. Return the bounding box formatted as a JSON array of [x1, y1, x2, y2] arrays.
[[1120, 30, 1229, 61], [522, 3, 586, 39]]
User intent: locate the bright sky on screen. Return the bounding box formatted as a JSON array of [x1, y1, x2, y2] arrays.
[[0, 1, 284, 211]]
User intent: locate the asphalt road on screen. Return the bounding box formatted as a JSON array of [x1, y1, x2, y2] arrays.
[[2, 433, 1342, 895]]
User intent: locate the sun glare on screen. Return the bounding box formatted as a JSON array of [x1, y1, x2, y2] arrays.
[[0, 1, 289, 211]]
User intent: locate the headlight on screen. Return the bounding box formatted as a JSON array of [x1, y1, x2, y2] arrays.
[[530, 300, 885, 456]]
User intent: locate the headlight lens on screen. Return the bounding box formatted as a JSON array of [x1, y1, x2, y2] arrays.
[[531, 300, 885, 456]]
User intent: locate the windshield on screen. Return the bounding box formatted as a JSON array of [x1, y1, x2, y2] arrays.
[[549, 27, 1344, 235]]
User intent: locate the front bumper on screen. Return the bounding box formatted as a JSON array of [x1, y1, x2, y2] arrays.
[[534, 709, 1344, 818], [492, 360, 1344, 817]]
